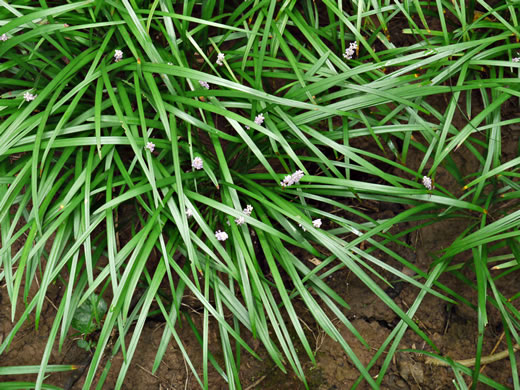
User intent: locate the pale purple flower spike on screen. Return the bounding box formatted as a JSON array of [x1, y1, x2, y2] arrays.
[[312, 219, 322, 228], [192, 157, 203, 170], [235, 204, 253, 225], [186, 208, 193, 218], [23, 91, 36, 102], [199, 80, 210, 89], [215, 230, 228, 241], [114, 49, 123, 62], [343, 42, 357, 60], [0, 34, 8, 41], [513, 57, 520, 63], [254, 113, 265, 125], [280, 170, 304, 188], [216, 52, 225, 66], [145, 142, 155, 152], [422, 176, 433, 190], [243, 205, 253, 216]]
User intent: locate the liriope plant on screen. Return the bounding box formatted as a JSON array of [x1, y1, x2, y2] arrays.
[[0, 0, 519, 389]]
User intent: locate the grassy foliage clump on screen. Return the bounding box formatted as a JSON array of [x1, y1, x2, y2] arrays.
[[1, 0, 520, 389]]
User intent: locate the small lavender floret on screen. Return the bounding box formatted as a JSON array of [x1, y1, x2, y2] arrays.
[[292, 170, 304, 183], [343, 41, 358, 60], [216, 52, 225, 66], [215, 230, 228, 241], [312, 219, 322, 228], [114, 49, 123, 62], [0, 34, 8, 41], [422, 176, 433, 190], [243, 205, 253, 216], [254, 113, 265, 125], [145, 142, 155, 152], [199, 80, 210, 89], [192, 157, 203, 170], [280, 170, 305, 187], [23, 91, 36, 102]]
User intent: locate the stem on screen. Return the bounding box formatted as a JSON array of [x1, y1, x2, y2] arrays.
[[425, 344, 520, 367]]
